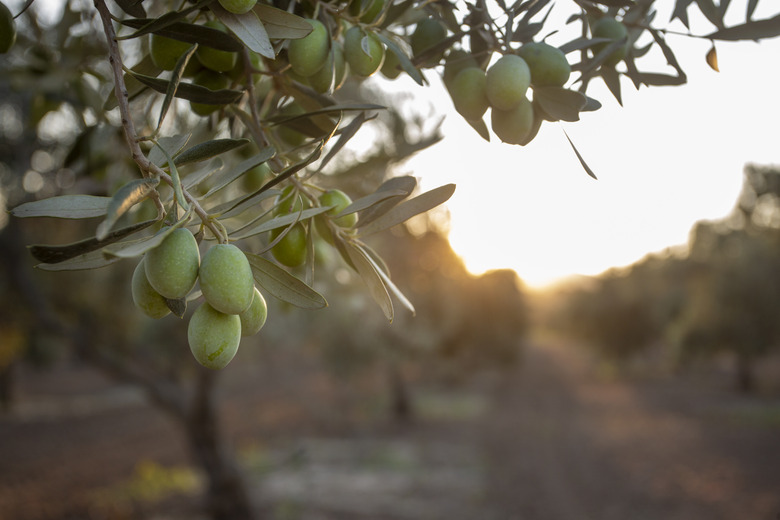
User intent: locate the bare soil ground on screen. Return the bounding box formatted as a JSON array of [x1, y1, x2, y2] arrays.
[[1, 338, 778, 520]]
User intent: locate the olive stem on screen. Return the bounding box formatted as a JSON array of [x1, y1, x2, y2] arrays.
[[93, 0, 226, 244]]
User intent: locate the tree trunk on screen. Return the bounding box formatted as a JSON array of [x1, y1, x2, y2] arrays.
[[735, 351, 755, 393], [186, 368, 256, 520]]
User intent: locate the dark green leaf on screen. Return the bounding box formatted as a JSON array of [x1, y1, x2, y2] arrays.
[[747, 0, 759, 22], [174, 138, 250, 167], [563, 129, 597, 180], [119, 18, 244, 51], [633, 72, 687, 86], [157, 44, 198, 131], [318, 112, 371, 171], [375, 33, 425, 86], [96, 178, 160, 240], [695, 0, 724, 28], [201, 147, 275, 198], [29, 219, 156, 264], [358, 176, 417, 227], [12, 195, 111, 219], [166, 297, 187, 318], [103, 220, 190, 258], [358, 184, 455, 236], [128, 71, 244, 105], [671, 0, 695, 29], [117, 1, 216, 41], [465, 116, 491, 142], [600, 66, 622, 105], [114, 0, 146, 18], [245, 253, 327, 309], [36, 248, 123, 271]]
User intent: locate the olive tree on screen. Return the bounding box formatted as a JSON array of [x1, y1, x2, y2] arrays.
[[3, 0, 780, 517]]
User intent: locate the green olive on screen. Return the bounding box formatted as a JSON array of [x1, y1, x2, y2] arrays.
[[199, 244, 255, 315], [319, 189, 357, 228], [0, 1, 16, 54], [485, 54, 531, 111], [149, 33, 192, 71], [188, 302, 241, 369], [131, 258, 171, 319], [196, 21, 238, 72], [239, 287, 268, 336], [411, 18, 447, 66], [189, 69, 231, 117], [491, 97, 535, 145], [288, 19, 330, 78], [517, 42, 571, 87], [242, 162, 273, 193], [144, 228, 200, 300], [448, 67, 489, 121], [270, 223, 307, 267], [343, 26, 385, 77], [592, 17, 628, 67], [307, 42, 347, 93]]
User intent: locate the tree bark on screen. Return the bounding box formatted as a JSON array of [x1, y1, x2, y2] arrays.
[[186, 367, 256, 520]]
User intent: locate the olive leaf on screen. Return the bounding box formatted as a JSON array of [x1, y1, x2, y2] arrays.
[[157, 43, 198, 132], [29, 219, 156, 264], [245, 253, 327, 309], [358, 176, 417, 227], [334, 189, 410, 219], [96, 177, 160, 240], [200, 147, 275, 199], [116, 1, 216, 41], [533, 86, 588, 122], [114, 0, 145, 18], [148, 133, 192, 167], [119, 18, 244, 51], [174, 138, 250, 166], [563, 129, 598, 180], [128, 71, 244, 105], [357, 184, 456, 236], [211, 2, 274, 58], [105, 55, 161, 111], [375, 33, 424, 86], [345, 242, 394, 321], [230, 207, 332, 241], [253, 4, 313, 40], [12, 195, 112, 219], [103, 216, 191, 258], [36, 248, 123, 272]]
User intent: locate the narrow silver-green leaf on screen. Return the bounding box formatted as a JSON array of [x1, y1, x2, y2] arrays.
[[358, 184, 456, 236], [154, 143, 189, 212], [253, 4, 312, 40], [174, 138, 251, 167], [29, 219, 156, 264], [335, 189, 410, 219], [346, 243, 393, 321], [36, 248, 122, 271], [157, 43, 198, 132], [119, 18, 243, 51], [96, 178, 159, 240], [563, 129, 598, 180], [357, 241, 414, 316], [375, 32, 424, 86], [128, 71, 244, 105], [12, 195, 111, 219], [358, 176, 417, 227], [245, 253, 327, 309], [211, 3, 275, 58], [103, 217, 188, 258], [201, 147, 275, 198], [230, 206, 331, 240], [148, 133, 192, 167]]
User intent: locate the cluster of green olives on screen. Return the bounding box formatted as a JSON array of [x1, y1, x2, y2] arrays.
[[270, 187, 357, 268], [149, 19, 271, 117], [444, 41, 571, 146], [131, 228, 267, 370]]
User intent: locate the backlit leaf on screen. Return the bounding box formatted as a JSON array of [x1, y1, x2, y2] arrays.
[[12, 195, 111, 219], [358, 176, 417, 227], [211, 3, 274, 58], [174, 138, 251, 167], [253, 4, 312, 40], [564, 129, 598, 180], [705, 13, 780, 41], [533, 86, 587, 122], [96, 178, 160, 240], [245, 253, 327, 309], [358, 184, 455, 236], [375, 33, 424, 86], [346, 243, 393, 321], [706, 45, 719, 71]]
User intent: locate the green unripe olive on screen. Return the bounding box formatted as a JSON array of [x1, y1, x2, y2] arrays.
[[343, 26, 385, 77], [308, 42, 347, 93], [218, 0, 256, 14], [0, 1, 16, 54], [485, 54, 531, 111], [276, 102, 306, 147], [196, 21, 238, 72], [448, 67, 489, 121], [288, 19, 329, 78], [189, 69, 231, 116], [239, 287, 267, 336], [491, 97, 535, 145], [380, 49, 402, 80], [349, 0, 385, 23], [517, 42, 571, 87], [274, 185, 308, 216], [199, 244, 255, 315], [592, 17, 628, 67], [242, 162, 273, 192], [188, 302, 241, 370], [442, 49, 479, 89], [149, 33, 192, 71], [319, 189, 357, 228], [411, 18, 447, 66], [270, 223, 307, 267], [131, 258, 171, 319], [144, 228, 200, 300]]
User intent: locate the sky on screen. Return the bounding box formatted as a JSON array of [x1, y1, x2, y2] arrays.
[[393, 5, 780, 289]]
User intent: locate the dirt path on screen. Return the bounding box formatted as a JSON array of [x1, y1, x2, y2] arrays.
[[481, 339, 780, 520]]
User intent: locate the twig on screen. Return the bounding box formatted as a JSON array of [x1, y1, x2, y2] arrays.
[[93, 0, 227, 243]]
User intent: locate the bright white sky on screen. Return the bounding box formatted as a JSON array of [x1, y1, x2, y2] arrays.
[[391, 4, 780, 289]]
